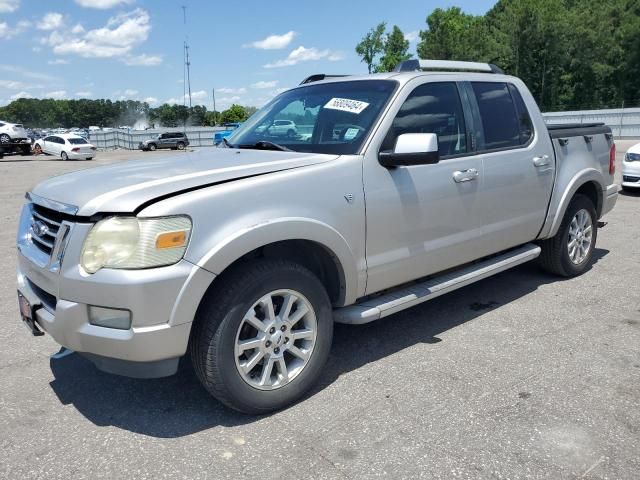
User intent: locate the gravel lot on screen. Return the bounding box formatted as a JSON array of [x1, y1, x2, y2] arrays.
[[1, 143, 639, 479]]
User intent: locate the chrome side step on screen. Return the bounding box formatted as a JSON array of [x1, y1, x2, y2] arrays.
[[334, 243, 541, 325]]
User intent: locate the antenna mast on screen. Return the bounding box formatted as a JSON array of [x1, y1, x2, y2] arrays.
[[182, 5, 192, 109]]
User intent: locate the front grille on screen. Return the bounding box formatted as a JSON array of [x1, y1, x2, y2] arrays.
[[623, 175, 640, 183], [30, 204, 64, 256]]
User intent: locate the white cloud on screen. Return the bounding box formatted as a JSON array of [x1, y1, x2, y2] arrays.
[[38, 13, 64, 31], [45, 90, 67, 99], [0, 64, 54, 81], [144, 96, 158, 105], [0, 19, 30, 39], [10, 91, 32, 101], [251, 80, 278, 89], [165, 90, 209, 106], [0, 0, 19, 13], [245, 31, 296, 50], [217, 87, 246, 94], [122, 53, 162, 66], [273, 87, 289, 95], [0, 79, 30, 89], [32, 46, 42, 52], [48, 59, 69, 65], [264, 46, 344, 68], [75, 91, 92, 97], [405, 30, 420, 43], [123, 88, 138, 96], [45, 8, 154, 63], [71, 23, 85, 34], [75, 0, 134, 8]]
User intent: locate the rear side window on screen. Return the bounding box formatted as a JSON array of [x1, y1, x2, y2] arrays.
[[507, 84, 533, 145], [383, 82, 467, 157], [472, 82, 524, 150]]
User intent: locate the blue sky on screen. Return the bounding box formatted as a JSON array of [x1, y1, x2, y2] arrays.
[[0, 0, 495, 109]]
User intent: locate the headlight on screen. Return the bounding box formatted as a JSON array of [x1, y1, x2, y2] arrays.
[[625, 152, 640, 162], [81, 216, 191, 274]]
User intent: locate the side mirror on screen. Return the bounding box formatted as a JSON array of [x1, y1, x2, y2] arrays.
[[378, 133, 440, 167]]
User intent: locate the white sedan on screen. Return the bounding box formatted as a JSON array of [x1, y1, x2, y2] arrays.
[[622, 142, 640, 191], [34, 134, 97, 161]]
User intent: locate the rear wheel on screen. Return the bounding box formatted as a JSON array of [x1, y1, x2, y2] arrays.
[[539, 194, 597, 277], [33, 144, 42, 154], [286, 129, 296, 138], [60, 151, 68, 161], [190, 259, 333, 414], [177, 142, 185, 150]]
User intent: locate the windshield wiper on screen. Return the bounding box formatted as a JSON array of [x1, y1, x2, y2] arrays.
[[237, 141, 293, 152]]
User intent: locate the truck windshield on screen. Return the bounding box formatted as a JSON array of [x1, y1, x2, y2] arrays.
[[223, 80, 398, 155]]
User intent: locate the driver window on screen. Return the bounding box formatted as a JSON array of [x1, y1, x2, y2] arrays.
[[383, 82, 467, 157]]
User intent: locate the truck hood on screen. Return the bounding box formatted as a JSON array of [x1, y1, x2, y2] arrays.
[[31, 148, 338, 216]]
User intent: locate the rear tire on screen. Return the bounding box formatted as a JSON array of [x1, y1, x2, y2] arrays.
[[177, 142, 185, 150], [61, 151, 68, 161], [539, 194, 597, 277], [190, 259, 333, 414]]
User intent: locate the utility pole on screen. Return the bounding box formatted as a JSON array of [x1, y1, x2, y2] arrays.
[[181, 6, 192, 109], [212, 88, 216, 125]]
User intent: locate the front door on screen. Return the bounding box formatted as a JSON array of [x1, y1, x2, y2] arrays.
[[363, 80, 487, 295]]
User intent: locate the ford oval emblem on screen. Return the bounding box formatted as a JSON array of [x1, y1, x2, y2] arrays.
[[32, 220, 49, 237]]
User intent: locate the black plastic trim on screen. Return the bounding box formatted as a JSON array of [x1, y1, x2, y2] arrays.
[[547, 123, 611, 138]]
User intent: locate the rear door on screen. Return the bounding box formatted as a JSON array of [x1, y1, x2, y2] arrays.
[[467, 81, 555, 252], [363, 79, 487, 295]]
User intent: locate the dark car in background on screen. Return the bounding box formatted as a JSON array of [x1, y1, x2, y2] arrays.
[[139, 132, 189, 151]]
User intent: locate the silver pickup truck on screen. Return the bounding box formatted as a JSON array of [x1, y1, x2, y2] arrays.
[[16, 60, 618, 413]]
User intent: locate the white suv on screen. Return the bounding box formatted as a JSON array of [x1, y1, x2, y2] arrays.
[[0, 120, 28, 145], [268, 119, 298, 137]]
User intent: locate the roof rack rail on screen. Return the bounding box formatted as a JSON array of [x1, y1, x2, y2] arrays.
[[299, 74, 350, 85], [394, 59, 504, 74]]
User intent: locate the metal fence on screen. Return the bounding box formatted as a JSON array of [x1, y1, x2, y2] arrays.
[[88, 108, 640, 150], [542, 107, 640, 137], [89, 126, 228, 150]]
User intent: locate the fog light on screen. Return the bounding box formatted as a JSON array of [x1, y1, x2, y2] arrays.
[[88, 306, 131, 330]]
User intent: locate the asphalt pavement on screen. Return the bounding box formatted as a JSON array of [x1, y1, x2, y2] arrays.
[[0, 143, 639, 479]]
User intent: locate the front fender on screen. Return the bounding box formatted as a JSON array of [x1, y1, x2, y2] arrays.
[[193, 217, 360, 305], [539, 168, 604, 239]]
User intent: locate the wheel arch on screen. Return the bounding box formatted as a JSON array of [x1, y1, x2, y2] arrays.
[[541, 169, 605, 239], [192, 218, 359, 308]]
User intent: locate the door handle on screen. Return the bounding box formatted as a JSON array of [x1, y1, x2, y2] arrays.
[[452, 168, 479, 183], [533, 155, 551, 167]]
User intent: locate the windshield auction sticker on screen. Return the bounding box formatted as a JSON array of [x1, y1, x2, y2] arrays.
[[323, 98, 370, 114]]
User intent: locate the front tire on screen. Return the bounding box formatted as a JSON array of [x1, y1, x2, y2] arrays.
[[60, 151, 68, 161], [0, 133, 10, 144], [148, 143, 157, 151], [190, 259, 333, 414], [539, 194, 598, 277]]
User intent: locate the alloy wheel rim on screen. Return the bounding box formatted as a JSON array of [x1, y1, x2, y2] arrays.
[[567, 208, 593, 264], [234, 289, 317, 391]]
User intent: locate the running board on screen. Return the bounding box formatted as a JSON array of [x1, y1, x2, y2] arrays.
[[334, 243, 541, 325]]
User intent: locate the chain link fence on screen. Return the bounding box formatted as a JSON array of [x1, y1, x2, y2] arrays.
[[88, 126, 228, 150], [87, 108, 640, 151]]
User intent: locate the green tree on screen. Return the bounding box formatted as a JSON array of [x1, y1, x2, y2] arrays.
[[220, 104, 248, 123], [355, 22, 386, 73], [377, 25, 412, 72], [416, 7, 491, 62]]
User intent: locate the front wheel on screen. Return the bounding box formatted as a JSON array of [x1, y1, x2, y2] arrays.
[[0, 133, 10, 144], [60, 151, 68, 161], [190, 259, 333, 414], [539, 194, 598, 277], [148, 143, 157, 151]]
